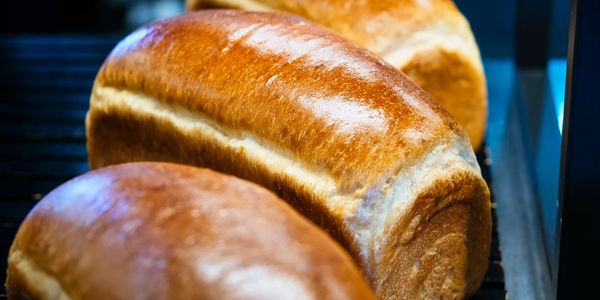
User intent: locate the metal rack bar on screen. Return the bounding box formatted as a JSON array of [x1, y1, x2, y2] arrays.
[[556, 0, 600, 297]]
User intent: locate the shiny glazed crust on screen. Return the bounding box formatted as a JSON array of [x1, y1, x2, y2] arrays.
[[6, 163, 375, 300], [86, 11, 491, 299], [187, 0, 488, 149]]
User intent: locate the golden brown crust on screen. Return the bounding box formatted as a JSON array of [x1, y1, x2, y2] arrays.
[[87, 11, 491, 299], [7, 163, 375, 300], [96, 10, 460, 192], [187, 0, 488, 149]]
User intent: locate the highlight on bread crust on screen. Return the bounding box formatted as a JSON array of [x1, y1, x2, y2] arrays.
[[6, 162, 375, 300], [86, 11, 491, 299], [187, 0, 488, 149]]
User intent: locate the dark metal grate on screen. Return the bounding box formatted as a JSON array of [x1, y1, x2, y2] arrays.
[[0, 36, 110, 299], [0, 36, 505, 299], [472, 150, 506, 300]]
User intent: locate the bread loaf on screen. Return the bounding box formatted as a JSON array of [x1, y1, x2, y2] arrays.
[[86, 11, 491, 299], [6, 162, 374, 300], [187, 0, 488, 149]]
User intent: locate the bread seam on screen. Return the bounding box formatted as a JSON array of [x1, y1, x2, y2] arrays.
[[90, 85, 348, 211], [8, 250, 72, 300]]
